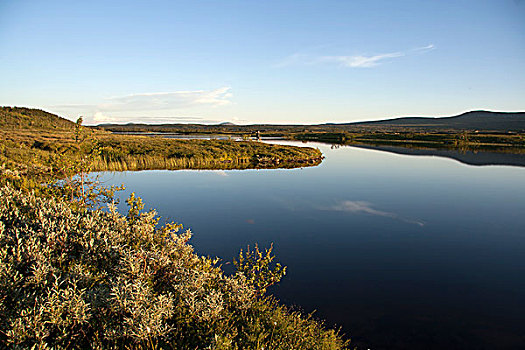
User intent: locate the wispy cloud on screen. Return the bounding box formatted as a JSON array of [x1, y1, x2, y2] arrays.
[[276, 44, 435, 68], [330, 200, 397, 217], [322, 200, 425, 226], [90, 113, 217, 124], [49, 87, 233, 124], [100, 87, 233, 111], [412, 44, 435, 52], [321, 52, 404, 68]]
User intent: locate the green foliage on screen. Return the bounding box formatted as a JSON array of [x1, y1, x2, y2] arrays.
[[0, 186, 349, 349], [234, 244, 286, 296], [126, 192, 145, 222], [75, 117, 85, 142]]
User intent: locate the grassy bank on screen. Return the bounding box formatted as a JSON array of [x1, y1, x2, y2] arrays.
[[292, 131, 525, 153], [0, 107, 323, 180], [0, 129, 322, 173], [89, 134, 323, 171]]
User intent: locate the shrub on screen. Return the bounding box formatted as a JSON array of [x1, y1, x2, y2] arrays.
[[0, 186, 348, 349]]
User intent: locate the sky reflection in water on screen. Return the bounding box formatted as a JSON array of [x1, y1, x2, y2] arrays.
[[99, 141, 525, 350]]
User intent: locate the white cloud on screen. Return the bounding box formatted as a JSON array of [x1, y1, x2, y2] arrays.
[[413, 44, 435, 52], [322, 200, 425, 226], [329, 200, 397, 217], [49, 87, 233, 124], [100, 87, 232, 112], [321, 52, 404, 68], [92, 112, 118, 123], [277, 44, 435, 68]]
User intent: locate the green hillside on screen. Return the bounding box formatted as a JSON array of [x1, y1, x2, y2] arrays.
[[0, 106, 75, 130]]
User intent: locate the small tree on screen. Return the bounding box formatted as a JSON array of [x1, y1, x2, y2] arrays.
[[75, 116, 84, 142], [49, 117, 123, 208], [234, 243, 287, 296]]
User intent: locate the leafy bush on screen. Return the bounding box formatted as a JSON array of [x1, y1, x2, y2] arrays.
[[0, 186, 348, 349]]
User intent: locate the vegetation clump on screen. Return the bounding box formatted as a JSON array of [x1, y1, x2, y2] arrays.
[[0, 185, 347, 349]]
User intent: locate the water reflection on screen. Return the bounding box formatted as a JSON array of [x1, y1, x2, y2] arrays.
[[349, 143, 525, 167], [99, 141, 525, 350], [321, 200, 426, 226]]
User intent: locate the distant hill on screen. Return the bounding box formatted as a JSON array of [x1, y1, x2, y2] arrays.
[[98, 110, 525, 133], [2, 107, 524, 133], [0, 107, 75, 130], [340, 111, 525, 132]]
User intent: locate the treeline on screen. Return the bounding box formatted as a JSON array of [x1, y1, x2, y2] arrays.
[[293, 131, 525, 153]]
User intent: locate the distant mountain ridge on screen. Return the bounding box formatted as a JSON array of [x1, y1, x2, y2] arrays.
[[98, 110, 524, 133], [338, 111, 525, 132], [2, 107, 524, 132]]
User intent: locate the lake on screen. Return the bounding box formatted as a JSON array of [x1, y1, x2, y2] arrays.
[[98, 141, 525, 350]]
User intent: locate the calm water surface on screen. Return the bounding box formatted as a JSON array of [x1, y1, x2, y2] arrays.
[[99, 141, 525, 350]]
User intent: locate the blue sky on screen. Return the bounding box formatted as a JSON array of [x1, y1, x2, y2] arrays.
[[1, 0, 524, 124]]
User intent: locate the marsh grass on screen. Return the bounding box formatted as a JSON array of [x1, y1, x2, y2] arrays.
[[0, 122, 322, 179]]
